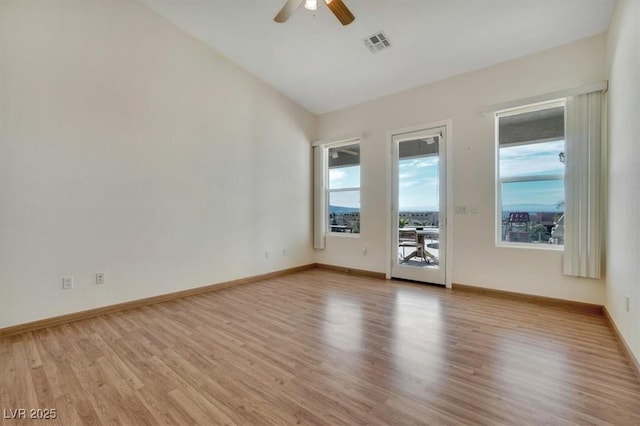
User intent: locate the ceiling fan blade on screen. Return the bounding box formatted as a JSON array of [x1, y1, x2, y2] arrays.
[[324, 0, 355, 25], [274, 0, 303, 23]]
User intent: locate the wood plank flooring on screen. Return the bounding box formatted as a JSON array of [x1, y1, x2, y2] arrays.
[[2, 269, 639, 425]]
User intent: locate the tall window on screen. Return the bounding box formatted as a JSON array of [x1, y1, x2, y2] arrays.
[[327, 142, 360, 234], [497, 101, 566, 246]]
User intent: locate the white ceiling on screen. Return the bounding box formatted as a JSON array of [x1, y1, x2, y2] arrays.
[[141, 0, 614, 114]]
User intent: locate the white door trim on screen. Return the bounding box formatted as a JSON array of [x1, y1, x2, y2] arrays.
[[385, 119, 453, 289]]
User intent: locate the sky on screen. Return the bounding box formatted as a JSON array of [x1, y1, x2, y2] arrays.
[[500, 140, 565, 209], [328, 156, 440, 211], [329, 166, 361, 209], [328, 139, 565, 212], [398, 156, 439, 211]]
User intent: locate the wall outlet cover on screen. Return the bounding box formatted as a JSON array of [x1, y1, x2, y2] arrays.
[[62, 276, 74, 290]]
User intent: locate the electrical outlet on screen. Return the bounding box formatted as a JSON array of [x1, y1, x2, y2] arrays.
[[264, 251, 269, 259], [282, 248, 287, 256], [62, 276, 74, 290], [625, 295, 630, 312], [96, 273, 104, 285], [362, 247, 368, 256]]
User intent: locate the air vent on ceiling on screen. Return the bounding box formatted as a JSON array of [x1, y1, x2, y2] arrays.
[[363, 31, 391, 53]]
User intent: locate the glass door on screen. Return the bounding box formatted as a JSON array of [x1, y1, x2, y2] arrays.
[[391, 127, 446, 285]]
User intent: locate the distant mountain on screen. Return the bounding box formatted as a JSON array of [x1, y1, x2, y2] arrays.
[[329, 205, 359, 214], [503, 203, 562, 213], [332, 204, 561, 215], [399, 206, 439, 213]]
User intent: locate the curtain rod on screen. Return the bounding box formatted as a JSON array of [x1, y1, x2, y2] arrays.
[[482, 81, 608, 116], [312, 133, 363, 147]]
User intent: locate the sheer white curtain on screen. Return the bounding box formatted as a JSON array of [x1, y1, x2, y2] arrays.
[[563, 91, 604, 278]]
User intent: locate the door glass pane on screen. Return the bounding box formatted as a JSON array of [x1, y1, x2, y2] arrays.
[[397, 137, 439, 269]]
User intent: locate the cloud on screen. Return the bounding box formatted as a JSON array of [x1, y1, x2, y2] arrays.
[[500, 140, 565, 177], [329, 169, 346, 182], [400, 180, 419, 188], [397, 156, 440, 208], [399, 172, 415, 180], [415, 158, 439, 168], [399, 157, 439, 170], [329, 166, 361, 188]]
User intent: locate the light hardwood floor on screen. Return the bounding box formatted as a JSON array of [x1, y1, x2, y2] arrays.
[[2, 269, 639, 425]]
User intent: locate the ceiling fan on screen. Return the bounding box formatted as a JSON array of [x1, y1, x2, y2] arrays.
[[274, 0, 355, 26]]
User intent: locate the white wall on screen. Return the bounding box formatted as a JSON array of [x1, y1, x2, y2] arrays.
[[0, 0, 316, 328], [606, 0, 640, 362], [316, 35, 607, 304]]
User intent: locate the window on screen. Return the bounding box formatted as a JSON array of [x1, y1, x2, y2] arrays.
[[327, 142, 360, 234], [497, 101, 565, 247]]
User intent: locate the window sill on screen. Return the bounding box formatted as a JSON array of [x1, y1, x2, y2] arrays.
[[496, 242, 564, 251], [326, 232, 360, 238]]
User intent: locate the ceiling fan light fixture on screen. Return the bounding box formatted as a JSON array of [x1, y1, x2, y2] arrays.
[[274, 0, 354, 25]]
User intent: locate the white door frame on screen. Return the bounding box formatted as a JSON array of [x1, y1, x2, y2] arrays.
[[385, 120, 453, 289]]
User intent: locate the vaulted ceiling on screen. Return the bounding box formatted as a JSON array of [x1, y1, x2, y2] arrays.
[[141, 0, 614, 114]]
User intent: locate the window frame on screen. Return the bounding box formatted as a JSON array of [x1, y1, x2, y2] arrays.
[[495, 99, 566, 250], [325, 140, 361, 237]]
